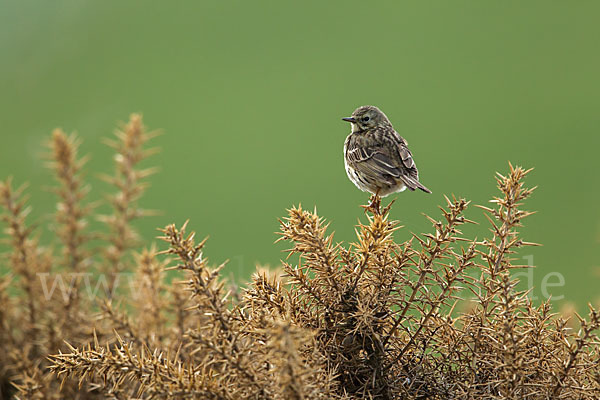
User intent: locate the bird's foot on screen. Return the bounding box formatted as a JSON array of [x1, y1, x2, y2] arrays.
[[362, 191, 396, 217], [363, 193, 382, 215]]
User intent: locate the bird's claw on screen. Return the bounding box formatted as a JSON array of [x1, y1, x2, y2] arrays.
[[362, 193, 382, 215]]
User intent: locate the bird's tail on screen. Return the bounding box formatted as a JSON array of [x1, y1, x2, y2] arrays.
[[417, 182, 432, 194], [402, 176, 432, 194]]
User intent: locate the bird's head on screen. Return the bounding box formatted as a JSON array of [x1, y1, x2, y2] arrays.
[[342, 105, 391, 132]]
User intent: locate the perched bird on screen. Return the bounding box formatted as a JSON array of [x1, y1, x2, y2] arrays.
[[343, 105, 431, 197]]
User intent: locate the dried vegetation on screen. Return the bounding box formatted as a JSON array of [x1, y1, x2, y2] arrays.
[[0, 116, 598, 399]]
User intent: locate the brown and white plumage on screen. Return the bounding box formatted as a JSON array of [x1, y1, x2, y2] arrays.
[[343, 105, 431, 197]]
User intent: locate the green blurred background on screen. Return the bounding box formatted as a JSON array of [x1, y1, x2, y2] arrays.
[[1, 1, 598, 307]]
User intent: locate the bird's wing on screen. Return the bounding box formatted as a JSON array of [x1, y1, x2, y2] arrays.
[[346, 137, 402, 179], [395, 139, 432, 193], [396, 143, 419, 181], [346, 132, 431, 193]]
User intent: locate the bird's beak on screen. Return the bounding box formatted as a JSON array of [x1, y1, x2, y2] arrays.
[[342, 117, 356, 123]]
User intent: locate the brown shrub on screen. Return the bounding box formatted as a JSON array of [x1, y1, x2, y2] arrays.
[[0, 117, 598, 399]]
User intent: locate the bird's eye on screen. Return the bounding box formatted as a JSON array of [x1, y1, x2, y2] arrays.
[[362, 116, 370, 122]]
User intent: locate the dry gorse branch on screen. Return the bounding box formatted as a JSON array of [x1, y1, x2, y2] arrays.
[[98, 113, 159, 295], [1, 115, 158, 399]]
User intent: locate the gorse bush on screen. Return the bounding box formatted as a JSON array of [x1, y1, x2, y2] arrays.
[[0, 115, 598, 399]]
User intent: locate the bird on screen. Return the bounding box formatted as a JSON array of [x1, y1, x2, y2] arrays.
[[342, 105, 431, 201]]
